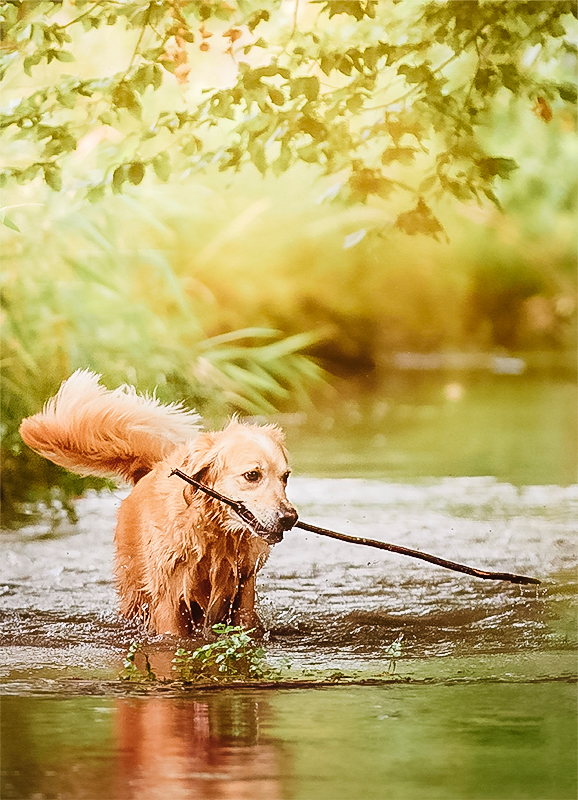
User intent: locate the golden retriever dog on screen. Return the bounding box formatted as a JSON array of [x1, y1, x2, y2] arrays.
[[19, 370, 298, 638]]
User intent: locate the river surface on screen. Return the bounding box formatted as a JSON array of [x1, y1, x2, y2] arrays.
[[1, 373, 577, 799]]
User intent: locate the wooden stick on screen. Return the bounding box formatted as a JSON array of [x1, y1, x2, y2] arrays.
[[170, 469, 541, 586], [295, 520, 540, 585]]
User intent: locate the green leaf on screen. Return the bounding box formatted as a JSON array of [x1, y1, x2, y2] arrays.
[[86, 184, 105, 203], [127, 162, 145, 185], [346, 93, 365, 112], [112, 165, 127, 193], [498, 63, 520, 93], [298, 115, 327, 140], [112, 82, 142, 118], [290, 76, 320, 102], [397, 63, 434, 85], [268, 86, 285, 106], [558, 83, 577, 103], [248, 141, 267, 175], [99, 111, 116, 126], [56, 89, 77, 110], [132, 63, 163, 94], [348, 168, 393, 201], [297, 143, 319, 163], [152, 152, 171, 182], [247, 10, 270, 32], [337, 56, 353, 76], [1, 214, 20, 233], [54, 50, 75, 63], [23, 53, 42, 75], [381, 146, 417, 166], [43, 164, 62, 191], [474, 67, 498, 94], [395, 198, 445, 239], [323, 1, 372, 22], [477, 157, 518, 180], [272, 141, 292, 175]]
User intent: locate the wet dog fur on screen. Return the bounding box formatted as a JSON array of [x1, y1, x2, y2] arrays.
[[19, 370, 297, 638]]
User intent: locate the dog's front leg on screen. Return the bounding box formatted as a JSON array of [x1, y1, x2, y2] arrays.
[[202, 561, 237, 639], [231, 572, 264, 637]]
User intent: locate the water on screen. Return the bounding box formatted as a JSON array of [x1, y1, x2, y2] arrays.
[[283, 372, 577, 486], [2, 685, 576, 800], [1, 374, 577, 799]]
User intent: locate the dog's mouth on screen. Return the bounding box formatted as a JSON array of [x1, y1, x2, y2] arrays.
[[256, 528, 286, 545], [239, 508, 298, 545]]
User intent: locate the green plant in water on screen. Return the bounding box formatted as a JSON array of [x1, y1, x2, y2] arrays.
[[385, 633, 404, 675], [172, 624, 269, 682], [119, 640, 156, 682]]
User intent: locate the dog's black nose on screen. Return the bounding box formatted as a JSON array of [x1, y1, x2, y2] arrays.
[[279, 507, 298, 531]]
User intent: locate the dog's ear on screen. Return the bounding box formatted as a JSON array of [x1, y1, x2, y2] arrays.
[[261, 423, 289, 461], [180, 431, 219, 505], [261, 423, 286, 447]]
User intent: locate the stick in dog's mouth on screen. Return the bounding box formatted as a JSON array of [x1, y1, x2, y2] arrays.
[[170, 467, 541, 585], [169, 468, 288, 544]]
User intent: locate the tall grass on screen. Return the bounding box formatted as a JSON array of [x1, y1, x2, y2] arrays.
[[1, 187, 324, 524]]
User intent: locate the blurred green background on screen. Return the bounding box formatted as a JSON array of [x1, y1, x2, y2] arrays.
[[1, 1, 576, 523]]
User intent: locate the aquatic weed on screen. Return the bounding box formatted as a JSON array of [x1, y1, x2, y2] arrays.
[[119, 641, 156, 682], [385, 634, 404, 675], [172, 624, 271, 682]]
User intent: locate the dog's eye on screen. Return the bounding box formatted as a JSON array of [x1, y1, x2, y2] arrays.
[[281, 471, 290, 486], [243, 470, 262, 483]]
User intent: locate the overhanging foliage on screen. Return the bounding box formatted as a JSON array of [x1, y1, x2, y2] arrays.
[[1, 0, 576, 237]]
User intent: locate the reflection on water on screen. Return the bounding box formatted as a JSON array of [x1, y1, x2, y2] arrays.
[[1, 476, 576, 799], [1, 693, 285, 800], [2, 684, 576, 800], [114, 694, 283, 800]]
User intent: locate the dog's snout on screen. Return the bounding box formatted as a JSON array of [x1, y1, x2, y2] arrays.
[[279, 506, 298, 531]]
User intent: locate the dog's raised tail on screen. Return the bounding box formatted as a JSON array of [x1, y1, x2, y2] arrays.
[[19, 370, 202, 483]]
